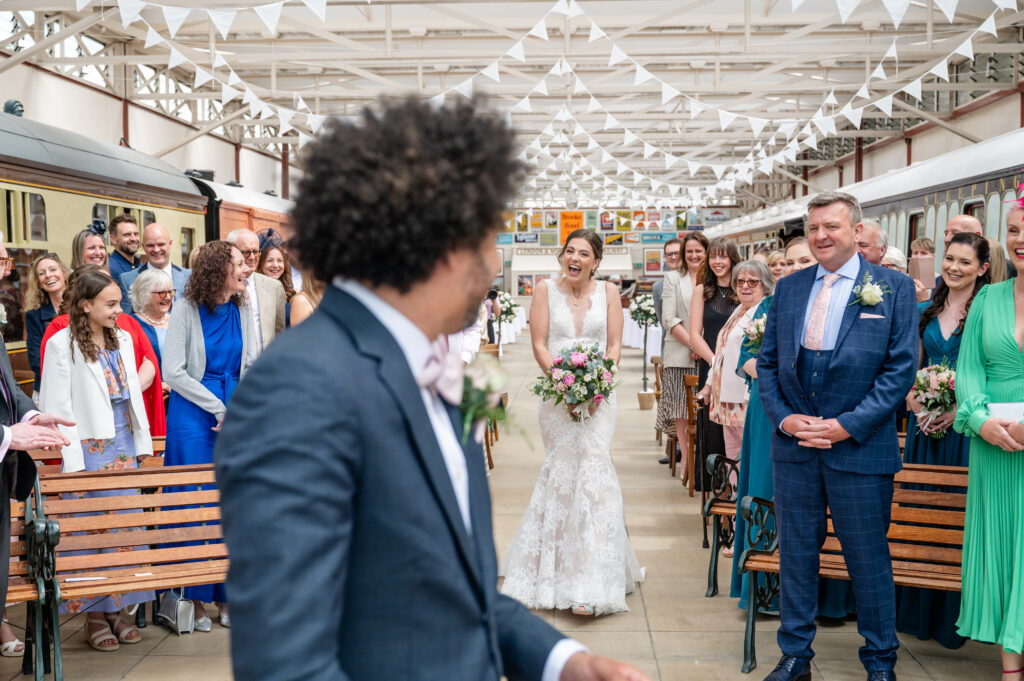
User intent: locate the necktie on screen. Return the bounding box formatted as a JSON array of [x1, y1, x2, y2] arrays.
[[417, 339, 464, 406], [804, 273, 840, 350]]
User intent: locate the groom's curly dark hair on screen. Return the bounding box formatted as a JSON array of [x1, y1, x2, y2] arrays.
[[290, 96, 525, 292]]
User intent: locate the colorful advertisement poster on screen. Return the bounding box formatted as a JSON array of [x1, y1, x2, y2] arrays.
[[545, 211, 559, 229], [515, 233, 539, 244], [539, 233, 558, 246], [605, 234, 623, 245], [584, 211, 598, 229], [702, 208, 731, 228], [686, 210, 703, 229], [641, 232, 677, 243], [661, 209, 676, 230], [559, 211, 584, 244], [600, 211, 615, 230], [530, 212, 543, 230], [616, 210, 632, 231], [518, 274, 534, 296], [624, 233, 640, 243], [632, 210, 646, 225], [644, 248, 664, 273], [496, 233, 514, 244], [646, 209, 660, 223]]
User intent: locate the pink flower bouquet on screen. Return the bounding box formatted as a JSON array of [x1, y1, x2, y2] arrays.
[[910, 362, 956, 439], [533, 342, 618, 422]]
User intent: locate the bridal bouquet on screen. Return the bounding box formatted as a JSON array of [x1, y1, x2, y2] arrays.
[[742, 315, 767, 356], [910, 362, 956, 439], [533, 342, 618, 423], [628, 295, 658, 328]]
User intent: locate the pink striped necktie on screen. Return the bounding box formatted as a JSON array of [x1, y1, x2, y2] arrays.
[[804, 273, 840, 350]]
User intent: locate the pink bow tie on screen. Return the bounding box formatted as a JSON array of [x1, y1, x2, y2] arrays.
[[417, 340, 464, 406]]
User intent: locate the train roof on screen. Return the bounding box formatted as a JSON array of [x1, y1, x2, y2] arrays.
[[0, 112, 202, 197], [191, 178, 294, 216], [713, 126, 1024, 238]]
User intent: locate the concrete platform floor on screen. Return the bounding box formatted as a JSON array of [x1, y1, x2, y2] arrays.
[[0, 338, 1000, 680]]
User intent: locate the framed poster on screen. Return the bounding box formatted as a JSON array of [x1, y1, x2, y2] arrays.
[[646, 209, 660, 223], [518, 274, 534, 296], [661, 209, 676, 230], [600, 211, 615, 230], [643, 248, 664, 274], [559, 211, 583, 244], [515, 233, 539, 244], [632, 210, 646, 225], [624, 233, 640, 243], [539, 233, 558, 246], [605, 234, 623, 245], [544, 211, 559, 229], [616, 210, 632, 231], [584, 211, 598, 229], [496, 233, 514, 244], [516, 212, 529, 232], [530, 212, 543, 230]]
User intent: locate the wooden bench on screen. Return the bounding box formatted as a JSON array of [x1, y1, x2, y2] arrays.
[[702, 453, 740, 597], [736, 464, 968, 674], [678, 373, 700, 489], [33, 463, 228, 679]]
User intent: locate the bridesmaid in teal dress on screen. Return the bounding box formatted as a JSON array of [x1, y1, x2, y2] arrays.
[[953, 211, 1024, 679], [897, 232, 990, 649]]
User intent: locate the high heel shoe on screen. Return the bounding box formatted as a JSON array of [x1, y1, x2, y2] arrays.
[[570, 604, 595, 616]]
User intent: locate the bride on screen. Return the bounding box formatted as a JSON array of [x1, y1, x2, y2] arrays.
[[501, 229, 645, 616]]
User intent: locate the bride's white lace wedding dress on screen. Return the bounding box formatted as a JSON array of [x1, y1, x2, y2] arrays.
[[500, 278, 644, 615]]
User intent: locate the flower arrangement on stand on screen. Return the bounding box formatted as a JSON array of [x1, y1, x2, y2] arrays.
[[628, 295, 659, 405], [910, 363, 956, 438], [495, 291, 520, 353], [533, 343, 618, 423]]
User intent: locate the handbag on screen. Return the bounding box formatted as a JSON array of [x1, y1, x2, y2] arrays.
[[155, 588, 195, 635]]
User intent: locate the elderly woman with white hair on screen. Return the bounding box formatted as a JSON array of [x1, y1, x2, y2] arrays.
[[130, 268, 175, 372]]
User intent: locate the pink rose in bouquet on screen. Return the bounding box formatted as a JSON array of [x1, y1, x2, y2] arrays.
[[533, 342, 619, 423]]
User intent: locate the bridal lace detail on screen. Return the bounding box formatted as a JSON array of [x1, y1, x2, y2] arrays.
[[500, 279, 645, 615]]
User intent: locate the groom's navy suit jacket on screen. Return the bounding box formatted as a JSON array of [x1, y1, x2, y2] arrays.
[[216, 287, 564, 681], [757, 255, 918, 475]]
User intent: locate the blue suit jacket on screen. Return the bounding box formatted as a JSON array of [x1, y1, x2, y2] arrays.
[[118, 263, 190, 313], [756, 255, 918, 474], [215, 287, 564, 681]]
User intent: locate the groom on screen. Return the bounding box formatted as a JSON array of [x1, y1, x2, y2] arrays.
[[757, 191, 918, 681], [215, 97, 649, 681]]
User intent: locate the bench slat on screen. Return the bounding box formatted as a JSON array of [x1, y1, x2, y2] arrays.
[[56, 525, 222, 553], [43, 490, 220, 515], [56, 543, 227, 573], [53, 507, 220, 533]]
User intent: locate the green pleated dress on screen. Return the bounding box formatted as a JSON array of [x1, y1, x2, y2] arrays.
[[953, 280, 1024, 653]]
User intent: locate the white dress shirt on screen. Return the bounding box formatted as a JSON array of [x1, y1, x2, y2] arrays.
[[245, 275, 264, 350], [1, 411, 41, 464], [334, 279, 585, 681]]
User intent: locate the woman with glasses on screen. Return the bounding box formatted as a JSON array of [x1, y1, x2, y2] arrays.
[[24, 252, 70, 401], [129, 269, 175, 371]]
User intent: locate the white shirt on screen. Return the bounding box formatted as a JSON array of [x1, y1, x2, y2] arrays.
[[447, 306, 485, 364], [1, 411, 41, 464], [245, 275, 264, 350], [334, 279, 585, 681]]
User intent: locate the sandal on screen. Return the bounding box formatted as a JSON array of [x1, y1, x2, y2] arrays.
[[0, 619, 24, 657], [105, 612, 142, 645], [570, 604, 595, 616], [86, 618, 119, 652]]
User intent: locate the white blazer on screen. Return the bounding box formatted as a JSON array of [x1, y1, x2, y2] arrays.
[[39, 327, 152, 473]]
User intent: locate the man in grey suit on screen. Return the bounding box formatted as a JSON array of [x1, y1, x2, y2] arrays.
[[118, 223, 190, 313], [215, 97, 649, 681], [226, 229, 287, 350]]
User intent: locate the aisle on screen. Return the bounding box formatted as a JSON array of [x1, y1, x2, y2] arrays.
[[490, 339, 999, 681]]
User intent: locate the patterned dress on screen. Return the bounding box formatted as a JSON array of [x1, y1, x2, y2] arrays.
[[59, 349, 155, 615]]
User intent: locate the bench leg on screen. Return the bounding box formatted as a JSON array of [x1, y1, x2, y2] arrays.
[[46, 598, 61, 681], [21, 602, 34, 677], [706, 516, 721, 597], [742, 570, 759, 674], [701, 490, 710, 549]]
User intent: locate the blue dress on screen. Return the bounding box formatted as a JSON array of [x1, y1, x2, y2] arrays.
[[729, 296, 854, 619], [164, 302, 242, 603], [60, 349, 156, 614], [132, 314, 166, 371], [895, 301, 969, 649]]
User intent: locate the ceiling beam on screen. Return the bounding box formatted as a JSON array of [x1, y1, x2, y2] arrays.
[[0, 11, 104, 76]]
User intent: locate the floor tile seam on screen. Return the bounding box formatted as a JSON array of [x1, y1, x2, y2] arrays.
[[635, 585, 663, 681]]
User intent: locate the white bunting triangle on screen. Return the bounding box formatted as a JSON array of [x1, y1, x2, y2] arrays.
[[813, 114, 837, 136], [837, 0, 862, 23], [260, 103, 275, 120], [824, 88, 838, 106], [117, 0, 145, 28], [802, 133, 818, 150], [710, 164, 727, 180], [506, 40, 526, 62], [481, 62, 501, 83], [689, 98, 707, 119], [934, 0, 958, 22], [555, 105, 571, 121], [978, 13, 998, 36], [643, 142, 656, 159], [840, 104, 863, 127], [512, 96, 531, 113], [664, 153, 679, 169], [585, 96, 599, 113], [295, 95, 309, 112], [884, 39, 898, 61], [532, 78, 548, 96], [428, 93, 445, 110], [882, 0, 911, 29], [573, 76, 587, 94], [718, 109, 737, 131], [254, 2, 285, 36], [792, 0, 807, 10], [567, 0, 585, 18], [616, 162, 628, 176], [661, 82, 681, 106], [541, 122, 556, 137], [778, 119, 798, 138], [221, 83, 240, 105], [213, 53, 228, 68], [167, 47, 188, 70], [608, 44, 628, 67], [161, 5, 190, 38], [855, 83, 870, 99], [953, 36, 973, 60], [992, 0, 1016, 8], [302, 0, 327, 22], [623, 129, 638, 146], [298, 132, 313, 149], [928, 58, 949, 81], [207, 9, 236, 40], [748, 116, 768, 136], [633, 65, 654, 85], [874, 94, 894, 116], [901, 77, 923, 101], [589, 21, 606, 42], [549, 0, 571, 15], [604, 113, 621, 130], [454, 77, 475, 99], [228, 70, 243, 86], [144, 27, 163, 48], [601, 149, 614, 165], [278, 108, 295, 134], [586, 137, 600, 152], [685, 159, 702, 176], [76, 0, 92, 11], [573, 121, 586, 137], [529, 19, 548, 41], [870, 63, 887, 80], [194, 67, 213, 88]]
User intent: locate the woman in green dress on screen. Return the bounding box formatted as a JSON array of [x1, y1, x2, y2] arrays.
[[953, 206, 1024, 679]]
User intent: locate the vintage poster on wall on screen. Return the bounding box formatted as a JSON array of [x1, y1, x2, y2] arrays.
[[646, 209, 661, 224], [530, 212, 543, 230], [545, 211, 559, 230], [624, 233, 640, 243], [702, 208, 731, 228], [632, 210, 646, 227], [518, 274, 534, 296], [514, 233, 539, 244], [516, 212, 530, 232], [539, 233, 558, 246], [644, 248, 664, 273], [685, 209, 703, 230], [616, 210, 632, 231], [600, 211, 615, 230], [584, 211, 598, 229], [661, 210, 676, 230], [641, 232, 676, 243], [496, 233, 514, 244], [605, 234, 623, 245], [559, 211, 584, 244]]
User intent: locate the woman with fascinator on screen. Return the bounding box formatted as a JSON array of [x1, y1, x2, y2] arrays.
[[71, 221, 110, 271]]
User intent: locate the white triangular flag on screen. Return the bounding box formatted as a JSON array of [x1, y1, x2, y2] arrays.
[[298, 132, 313, 148], [586, 137, 600, 151], [529, 19, 548, 41], [511, 96, 532, 114], [870, 63, 887, 80], [824, 88, 838, 106], [549, 60, 565, 76], [978, 13, 998, 37], [802, 132, 818, 150], [228, 70, 243, 86], [144, 27, 163, 48], [992, 0, 1016, 9], [550, 0, 571, 15], [428, 93, 445, 109], [792, 0, 807, 9], [167, 47, 188, 70], [664, 153, 678, 169], [532, 78, 548, 96], [117, 0, 145, 28], [816, 115, 837, 136], [685, 159, 702, 177], [587, 96, 601, 113], [574, 76, 587, 94], [589, 21, 606, 42], [243, 87, 258, 106], [260, 103, 275, 119], [302, 0, 327, 21], [882, 0, 910, 29], [633, 65, 653, 85], [567, 0, 585, 18], [194, 67, 213, 88], [710, 164, 727, 180], [254, 2, 285, 36], [541, 122, 555, 137], [718, 109, 737, 130], [884, 39, 898, 61], [454, 77, 474, 99], [616, 162, 628, 176], [874, 94, 893, 116], [573, 121, 585, 137], [748, 116, 768, 136], [661, 82, 680, 105], [840, 104, 863, 127], [555, 104, 571, 121], [837, 0, 862, 23], [929, 58, 949, 81], [778, 119, 798, 138], [853, 83, 868, 99], [278, 108, 295, 134], [953, 36, 973, 60], [623, 130, 638, 146], [76, 0, 92, 10], [481, 62, 501, 83], [689, 98, 707, 119], [207, 9, 237, 39], [608, 44, 628, 67], [934, 0, 958, 22], [213, 53, 228, 69], [506, 41, 526, 63], [759, 158, 775, 175], [604, 113, 620, 130], [161, 5, 190, 38], [601, 149, 614, 165], [767, 134, 778, 147], [643, 142, 656, 159], [901, 77, 922, 101], [221, 83, 240, 105], [295, 95, 309, 112]]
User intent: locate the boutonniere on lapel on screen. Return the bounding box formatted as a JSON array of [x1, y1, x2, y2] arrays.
[[460, 355, 508, 445], [849, 273, 891, 307]]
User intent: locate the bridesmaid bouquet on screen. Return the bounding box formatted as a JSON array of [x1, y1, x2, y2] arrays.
[[742, 315, 767, 356], [533, 342, 619, 422], [911, 363, 956, 439]]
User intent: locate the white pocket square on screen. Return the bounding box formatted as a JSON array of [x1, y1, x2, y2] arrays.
[[860, 313, 885, 319]]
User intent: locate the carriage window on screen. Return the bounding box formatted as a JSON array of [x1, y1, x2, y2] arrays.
[[963, 200, 985, 221], [907, 212, 923, 245], [2, 190, 10, 243], [24, 193, 46, 241], [142, 211, 156, 227], [180, 228, 195, 266]]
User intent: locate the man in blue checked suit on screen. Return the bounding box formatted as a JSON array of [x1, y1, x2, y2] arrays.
[[757, 191, 918, 681]]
